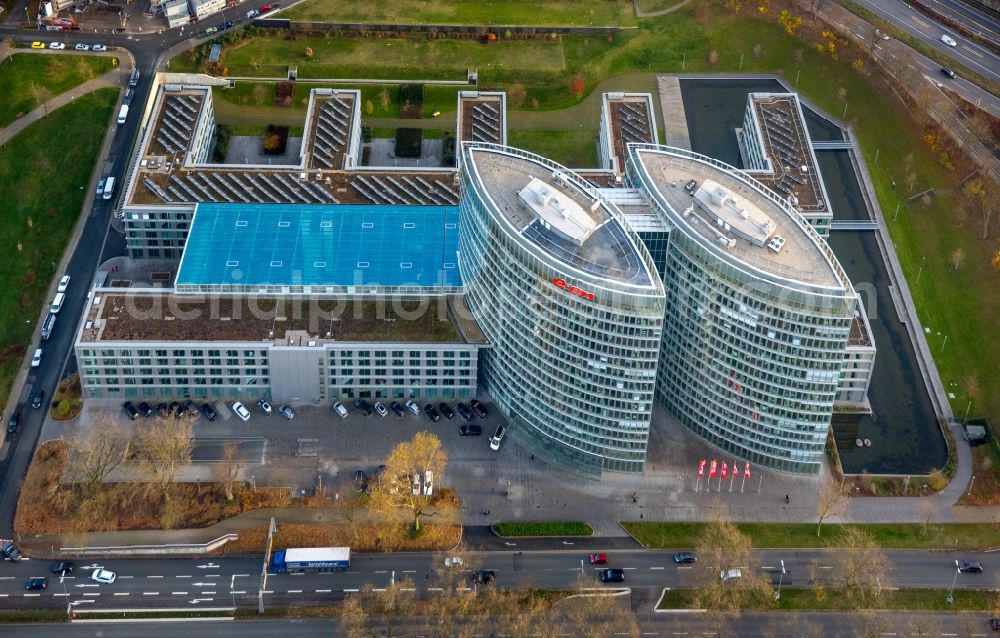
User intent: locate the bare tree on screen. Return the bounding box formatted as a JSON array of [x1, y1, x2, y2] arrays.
[[135, 416, 194, 502], [368, 431, 448, 532], [65, 411, 130, 496], [693, 513, 774, 611], [823, 527, 893, 606], [816, 478, 847, 536], [28, 83, 53, 116], [555, 574, 641, 637], [341, 578, 417, 638], [213, 442, 243, 501]]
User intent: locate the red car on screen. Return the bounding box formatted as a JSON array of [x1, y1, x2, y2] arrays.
[[258, 4, 272, 13], [588, 553, 608, 565]]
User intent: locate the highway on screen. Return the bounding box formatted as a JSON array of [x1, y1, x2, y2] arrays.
[[0, 550, 994, 610], [912, 0, 1000, 49]]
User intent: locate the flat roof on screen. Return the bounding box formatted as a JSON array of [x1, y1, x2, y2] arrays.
[[176, 203, 460, 288], [80, 295, 465, 343], [518, 177, 597, 246], [466, 147, 655, 288], [457, 92, 505, 145], [633, 147, 842, 287], [304, 92, 357, 171], [147, 88, 207, 160], [605, 94, 656, 174], [693, 179, 776, 247]]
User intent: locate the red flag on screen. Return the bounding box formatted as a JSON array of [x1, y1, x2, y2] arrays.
[[697, 459, 706, 477], [744, 462, 751, 479], [721, 462, 728, 479], [709, 459, 718, 478]]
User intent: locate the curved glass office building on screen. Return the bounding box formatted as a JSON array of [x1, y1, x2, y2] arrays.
[[459, 143, 665, 476], [626, 145, 856, 474]]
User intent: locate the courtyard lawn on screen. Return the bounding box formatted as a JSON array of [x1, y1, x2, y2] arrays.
[[0, 53, 115, 127], [0, 89, 118, 410], [283, 0, 636, 27], [507, 130, 598, 168]]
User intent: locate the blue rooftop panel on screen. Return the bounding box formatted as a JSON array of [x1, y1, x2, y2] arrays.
[[177, 203, 461, 288]]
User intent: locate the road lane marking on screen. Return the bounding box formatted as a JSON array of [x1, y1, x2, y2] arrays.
[[231, 590, 246, 594], [622, 567, 637, 570], [428, 587, 443, 591], [0, 594, 7, 598], [201, 591, 216, 595], [676, 566, 693, 570], [146, 575, 164, 579], [118, 576, 133, 579], [343, 588, 359, 592], [233, 574, 250, 577], [911, 16, 929, 29], [401, 570, 415, 573], [374, 570, 388, 574], [0, 577, 13, 580], [53, 593, 70, 597], [650, 567, 664, 570], [373, 588, 386, 592], [143, 592, 159, 595], [172, 592, 188, 595], [23, 593, 40, 597], [114, 592, 129, 596], [176, 575, 192, 578], [961, 46, 984, 58], [287, 590, 302, 594], [315, 589, 331, 593], [402, 588, 416, 591]]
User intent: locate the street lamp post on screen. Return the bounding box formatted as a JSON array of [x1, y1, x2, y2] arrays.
[[946, 561, 960, 604], [775, 559, 786, 600]]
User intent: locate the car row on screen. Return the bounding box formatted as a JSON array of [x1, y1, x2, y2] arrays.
[[30, 41, 107, 51], [122, 399, 216, 421]]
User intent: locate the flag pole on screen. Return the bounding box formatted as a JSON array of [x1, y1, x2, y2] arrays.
[[741, 474, 746, 493], [729, 464, 735, 492]]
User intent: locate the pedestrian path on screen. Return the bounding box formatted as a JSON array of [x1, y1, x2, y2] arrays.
[[656, 75, 691, 150]]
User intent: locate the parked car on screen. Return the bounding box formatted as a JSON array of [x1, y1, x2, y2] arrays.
[[279, 404, 295, 420], [332, 401, 349, 418], [354, 399, 373, 416], [246, 9, 260, 19], [599, 568, 625, 583], [455, 402, 474, 421], [959, 560, 984, 573], [201, 403, 218, 421], [58, 275, 71, 292], [51, 561, 75, 575], [31, 41, 45, 49], [96, 177, 107, 195], [256, 399, 272, 415], [48, 42, 65, 50], [438, 402, 455, 420], [489, 425, 506, 451], [875, 29, 889, 40], [941, 34, 957, 46], [25, 577, 48, 591], [31, 348, 42, 367], [31, 388, 44, 409], [183, 400, 199, 416], [232, 401, 251, 422], [221, 20, 235, 30], [374, 401, 388, 417], [74, 43, 90, 51], [469, 399, 488, 419], [673, 552, 697, 564], [424, 404, 440, 423], [156, 402, 169, 417], [122, 401, 139, 420], [940, 67, 956, 79], [1, 542, 22, 562], [205, 26, 218, 35], [444, 556, 463, 567], [258, 4, 273, 13], [720, 569, 742, 581], [7, 410, 21, 436], [90, 569, 116, 584], [473, 570, 496, 585], [175, 401, 187, 419], [405, 400, 420, 415], [990, 617, 1000, 631], [389, 401, 405, 417], [92, 44, 108, 51], [459, 424, 482, 436], [589, 553, 608, 565], [168, 400, 180, 416], [138, 401, 153, 417]]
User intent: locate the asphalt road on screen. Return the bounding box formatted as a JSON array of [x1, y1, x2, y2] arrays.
[[912, 0, 1000, 49], [0, 550, 994, 610]]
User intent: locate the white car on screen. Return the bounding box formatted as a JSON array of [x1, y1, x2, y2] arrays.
[[91, 569, 116, 584], [58, 275, 71, 293], [332, 401, 349, 419], [205, 27, 218, 35], [720, 569, 742, 581], [74, 43, 90, 51], [489, 425, 505, 451], [404, 399, 420, 415], [444, 556, 463, 567], [374, 401, 388, 417], [92, 44, 108, 52], [940, 34, 957, 47], [48, 42, 65, 50], [31, 349, 42, 368], [875, 29, 889, 41], [232, 401, 250, 421]]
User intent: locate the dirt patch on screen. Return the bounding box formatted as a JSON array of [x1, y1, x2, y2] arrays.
[[224, 521, 462, 554]]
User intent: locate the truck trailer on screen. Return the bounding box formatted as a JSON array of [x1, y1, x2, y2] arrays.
[[271, 547, 350, 573]]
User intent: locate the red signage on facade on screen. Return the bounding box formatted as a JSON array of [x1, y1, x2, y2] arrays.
[[552, 278, 595, 302]]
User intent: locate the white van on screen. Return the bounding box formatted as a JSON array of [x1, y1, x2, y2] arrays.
[[41, 313, 57, 341], [31, 348, 42, 368], [50, 292, 65, 314], [102, 176, 116, 200], [117, 104, 128, 125]]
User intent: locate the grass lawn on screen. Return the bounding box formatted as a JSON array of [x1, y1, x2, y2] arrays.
[[0, 88, 117, 412], [0, 54, 115, 127], [492, 521, 593, 536], [508, 130, 598, 168], [283, 0, 636, 27], [623, 522, 998, 550], [657, 587, 996, 612]]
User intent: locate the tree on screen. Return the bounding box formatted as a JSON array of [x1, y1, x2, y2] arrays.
[[75, 57, 96, 82], [693, 513, 774, 610], [250, 56, 262, 72], [28, 83, 53, 116], [65, 411, 130, 497], [816, 478, 847, 536], [369, 432, 448, 531], [304, 46, 313, 58], [135, 416, 194, 502], [555, 574, 641, 637], [508, 82, 527, 108], [341, 578, 417, 638], [213, 442, 243, 501], [964, 179, 996, 240], [569, 75, 585, 97], [822, 527, 893, 606]]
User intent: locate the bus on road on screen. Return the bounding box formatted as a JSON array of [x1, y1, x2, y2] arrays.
[[270, 547, 350, 573]]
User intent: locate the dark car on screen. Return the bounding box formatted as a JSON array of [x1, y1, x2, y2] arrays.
[[201, 403, 218, 421], [168, 401, 180, 416], [473, 570, 495, 585], [599, 568, 625, 583], [222, 20, 235, 29], [438, 402, 455, 420], [455, 402, 475, 421], [1, 542, 22, 562], [469, 399, 488, 419], [990, 617, 1000, 631], [354, 399, 373, 416], [156, 402, 169, 417], [389, 401, 405, 417], [589, 553, 608, 565], [31, 388, 44, 409], [7, 410, 21, 435], [959, 560, 984, 573], [25, 577, 48, 591], [940, 67, 956, 79], [138, 402, 153, 417], [424, 404, 440, 422], [673, 552, 697, 564], [122, 401, 139, 420], [51, 561, 75, 575], [459, 424, 482, 436]]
